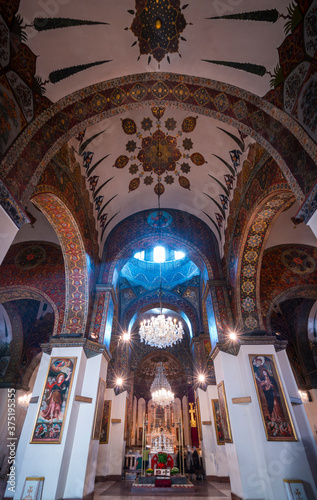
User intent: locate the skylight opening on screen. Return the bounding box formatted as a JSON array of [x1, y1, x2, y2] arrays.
[[153, 246, 165, 263], [174, 251, 185, 260], [134, 251, 145, 261]]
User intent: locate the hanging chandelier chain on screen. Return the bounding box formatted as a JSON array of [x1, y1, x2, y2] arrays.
[[151, 362, 174, 407], [138, 133, 184, 349]]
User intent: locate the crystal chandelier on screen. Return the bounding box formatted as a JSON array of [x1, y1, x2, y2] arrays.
[[140, 314, 183, 348], [151, 362, 174, 407], [139, 136, 184, 349]]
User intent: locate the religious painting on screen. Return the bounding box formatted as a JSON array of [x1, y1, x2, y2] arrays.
[[31, 357, 77, 444], [217, 381, 232, 443], [92, 378, 106, 440], [196, 397, 202, 442], [99, 400, 111, 444], [211, 399, 225, 445], [139, 427, 143, 444], [249, 355, 297, 441], [124, 397, 128, 441]]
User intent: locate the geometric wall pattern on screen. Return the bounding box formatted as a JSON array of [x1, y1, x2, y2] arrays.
[[32, 193, 89, 335], [2, 73, 317, 217]]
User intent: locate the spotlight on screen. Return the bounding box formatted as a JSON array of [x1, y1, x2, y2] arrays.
[[229, 331, 237, 341], [116, 377, 123, 386], [122, 332, 130, 341], [198, 374, 205, 383], [299, 390, 310, 404]]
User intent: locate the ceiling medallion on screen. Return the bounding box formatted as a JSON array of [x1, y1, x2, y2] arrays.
[[128, 0, 189, 64], [151, 362, 174, 406], [113, 107, 206, 194]]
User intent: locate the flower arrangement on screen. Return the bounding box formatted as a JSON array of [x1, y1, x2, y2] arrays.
[[170, 467, 179, 475], [157, 452, 167, 469], [157, 452, 167, 464], [145, 468, 153, 475]]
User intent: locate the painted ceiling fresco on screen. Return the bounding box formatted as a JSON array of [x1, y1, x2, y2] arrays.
[[114, 107, 205, 194], [128, 0, 188, 64], [1, 0, 316, 252]]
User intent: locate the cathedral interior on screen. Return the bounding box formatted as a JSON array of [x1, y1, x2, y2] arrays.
[[0, 1, 317, 499]]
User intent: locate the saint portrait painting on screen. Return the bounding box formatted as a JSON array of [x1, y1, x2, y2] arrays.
[[212, 399, 225, 445], [99, 400, 111, 444], [217, 381, 232, 443], [249, 354, 297, 441], [31, 357, 77, 443]]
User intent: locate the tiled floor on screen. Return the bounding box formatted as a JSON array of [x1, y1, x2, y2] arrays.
[[0, 478, 231, 499], [94, 480, 231, 499]]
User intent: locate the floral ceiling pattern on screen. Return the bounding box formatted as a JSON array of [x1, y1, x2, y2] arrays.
[[113, 107, 206, 194]]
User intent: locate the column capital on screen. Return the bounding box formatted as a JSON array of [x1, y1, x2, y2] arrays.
[[41, 336, 111, 362], [210, 335, 288, 361], [95, 283, 117, 304]]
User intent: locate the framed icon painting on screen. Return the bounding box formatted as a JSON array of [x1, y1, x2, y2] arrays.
[[99, 400, 112, 444], [217, 381, 232, 443], [211, 399, 225, 445], [92, 378, 106, 440], [31, 357, 77, 444], [249, 354, 297, 441]]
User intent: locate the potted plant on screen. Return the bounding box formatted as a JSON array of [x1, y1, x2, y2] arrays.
[[145, 468, 153, 476]]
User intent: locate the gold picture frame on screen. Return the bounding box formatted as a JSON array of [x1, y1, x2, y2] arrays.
[[217, 381, 232, 443], [99, 400, 112, 444], [92, 378, 106, 440], [30, 357, 77, 444], [249, 354, 297, 441], [211, 399, 225, 445]]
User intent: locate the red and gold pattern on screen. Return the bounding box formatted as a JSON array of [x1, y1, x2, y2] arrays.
[[32, 193, 89, 335], [113, 107, 205, 193]]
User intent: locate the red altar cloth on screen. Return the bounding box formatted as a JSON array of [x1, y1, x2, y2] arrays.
[[155, 478, 172, 487]]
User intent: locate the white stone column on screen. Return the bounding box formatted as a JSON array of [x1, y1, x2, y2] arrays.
[[5, 338, 110, 500], [197, 386, 229, 480], [302, 388, 317, 447], [212, 337, 317, 500], [96, 389, 127, 479]]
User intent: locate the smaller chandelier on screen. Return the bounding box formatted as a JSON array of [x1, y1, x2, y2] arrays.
[[151, 362, 174, 407], [139, 314, 183, 349]]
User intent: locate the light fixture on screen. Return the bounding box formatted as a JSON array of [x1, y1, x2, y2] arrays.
[[151, 362, 174, 407], [198, 374, 205, 383], [139, 137, 184, 349], [299, 390, 310, 404], [17, 393, 32, 408], [229, 331, 237, 341], [116, 377, 123, 386], [122, 332, 130, 341]]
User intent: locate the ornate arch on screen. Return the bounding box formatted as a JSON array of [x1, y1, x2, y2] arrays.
[[265, 285, 317, 335], [31, 193, 89, 335], [0, 301, 23, 386], [236, 187, 295, 331], [0, 286, 59, 336], [1, 73, 317, 224]]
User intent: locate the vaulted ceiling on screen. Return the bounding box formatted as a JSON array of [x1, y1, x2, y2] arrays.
[[15, 0, 300, 253]]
